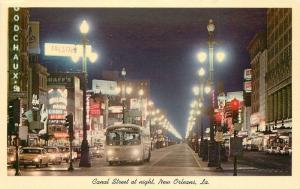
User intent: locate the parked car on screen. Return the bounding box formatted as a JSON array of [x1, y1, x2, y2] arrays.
[[7, 146, 16, 165], [90, 146, 104, 158], [57, 146, 77, 162], [273, 146, 282, 155], [44, 146, 63, 164], [265, 146, 276, 154], [19, 147, 49, 168], [280, 146, 292, 156]]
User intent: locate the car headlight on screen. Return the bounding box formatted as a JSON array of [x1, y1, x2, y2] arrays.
[[10, 157, 15, 162], [34, 158, 39, 162], [50, 154, 56, 159], [96, 150, 100, 153]]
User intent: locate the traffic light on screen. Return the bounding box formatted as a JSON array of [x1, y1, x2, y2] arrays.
[[8, 98, 20, 135], [230, 98, 240, 124], [65, 113, 74, 140]]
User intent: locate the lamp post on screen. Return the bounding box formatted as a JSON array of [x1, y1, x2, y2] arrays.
[[138, 89, 144, 126], [78, 20, 94, 167], [120, 68, 132, 124]]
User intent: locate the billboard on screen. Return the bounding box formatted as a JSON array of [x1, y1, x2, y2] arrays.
[[244, 69, 252, 80], [29, 21, 40, 54], [92, 80, 118, 95], [44, 43, 92, 57]]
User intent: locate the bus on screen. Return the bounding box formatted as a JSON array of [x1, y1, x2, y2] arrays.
[[105, 124, 151, 165]]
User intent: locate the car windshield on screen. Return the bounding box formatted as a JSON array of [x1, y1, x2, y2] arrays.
[[106, 127, 141, 146], [45, 148, 57, 153], [21, 149, 41, 154]]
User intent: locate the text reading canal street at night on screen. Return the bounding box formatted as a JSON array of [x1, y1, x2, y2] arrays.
[[92, 178, 209, 185]]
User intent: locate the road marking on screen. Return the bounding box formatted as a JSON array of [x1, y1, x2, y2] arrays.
[[186, 145, 202, 168]]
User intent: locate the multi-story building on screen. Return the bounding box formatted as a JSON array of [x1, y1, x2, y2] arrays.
[[266, 8, 292, 147], [47, 73, 83, 146], [8, 8, 30, 145], [247, 32, 268, 149]]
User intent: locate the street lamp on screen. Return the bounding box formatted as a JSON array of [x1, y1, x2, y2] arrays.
[[138, 89, 144, 126], [120, 67, 132, 124], [76, 19, 97, 167], [196, 19, 225, 167]]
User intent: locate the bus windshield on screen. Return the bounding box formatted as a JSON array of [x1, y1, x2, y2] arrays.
[[106, 128, 141, 146]]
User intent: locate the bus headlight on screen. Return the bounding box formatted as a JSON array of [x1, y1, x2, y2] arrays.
[[133, 149, 140, 156], [107, 150, 114, 156]]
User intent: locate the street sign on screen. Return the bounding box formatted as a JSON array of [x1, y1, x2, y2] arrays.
[[215, 131, 224, 142], [234, 123, 242, 131]]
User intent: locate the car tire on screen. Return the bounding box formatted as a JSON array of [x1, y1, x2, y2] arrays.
[[36, 160, 42, 168], [108, 161, 113, 166]]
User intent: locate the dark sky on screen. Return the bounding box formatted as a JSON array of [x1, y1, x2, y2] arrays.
[[30, 8, 267, 137]]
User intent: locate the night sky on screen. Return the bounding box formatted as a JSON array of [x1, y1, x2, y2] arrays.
[[30, 8, 267, 137]]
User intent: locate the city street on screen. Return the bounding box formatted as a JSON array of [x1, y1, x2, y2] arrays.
[[7, 144, 290, 176]]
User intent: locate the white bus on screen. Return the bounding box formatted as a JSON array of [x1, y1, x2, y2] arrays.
[[105, 124, 151, 165]]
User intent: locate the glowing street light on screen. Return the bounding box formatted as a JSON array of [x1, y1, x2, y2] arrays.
[[193, 86, 200, 96], [197, 52, 207, 63], [216, 51, 225, 62], [198, 67, 206, 76]]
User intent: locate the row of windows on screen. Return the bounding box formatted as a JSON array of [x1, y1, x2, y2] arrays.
[[267, 8, 291, 37], [268, 28, 292, 60], [267, 85, 292, 122], [268, 44, 292, 71]]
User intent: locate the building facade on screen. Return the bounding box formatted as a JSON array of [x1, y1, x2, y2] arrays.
[[266, 8, 292, 147], [247, 32, 268, 149], [47, 73, 83, 146]]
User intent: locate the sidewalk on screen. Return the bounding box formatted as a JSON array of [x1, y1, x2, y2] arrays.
[[187, 145, 258, 172]]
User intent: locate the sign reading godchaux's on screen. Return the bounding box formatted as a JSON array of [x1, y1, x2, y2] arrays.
[[44, 43, 92, 57], [9, 7, 21, 93]]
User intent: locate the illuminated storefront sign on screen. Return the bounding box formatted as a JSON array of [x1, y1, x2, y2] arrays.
[[44, 43, 92, 57], [109, 106, 123, 114], [9, 7, 21, 93], [244, 81, 252, 93], [48, 88, 67, 124], [244, 69, 252, 80], [89, 99, 101, 116]]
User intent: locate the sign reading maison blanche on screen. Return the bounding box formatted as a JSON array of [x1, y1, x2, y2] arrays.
[[9, 7, 21, 93], [44, 43, 92, 57]]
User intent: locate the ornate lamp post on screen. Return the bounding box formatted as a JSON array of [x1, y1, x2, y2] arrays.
[[76, 20, 97, 167]]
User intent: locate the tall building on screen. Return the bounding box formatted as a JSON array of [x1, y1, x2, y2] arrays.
[[247, 32, 267, 149], [8, 8, 30, 145], [266, 8, 292, 147]]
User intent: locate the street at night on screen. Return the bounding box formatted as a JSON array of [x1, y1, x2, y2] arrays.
[[3, 3, 297, 187], [7, 144, 290, 176]]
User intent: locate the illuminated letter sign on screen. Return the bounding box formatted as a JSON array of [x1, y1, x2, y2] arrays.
[[9, 7, 21, 93], [44, 43, 92, 57]]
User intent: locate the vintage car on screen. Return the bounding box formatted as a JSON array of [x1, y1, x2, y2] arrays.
[[19, 147, 49, 168], [44, 146, 63, 164]]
